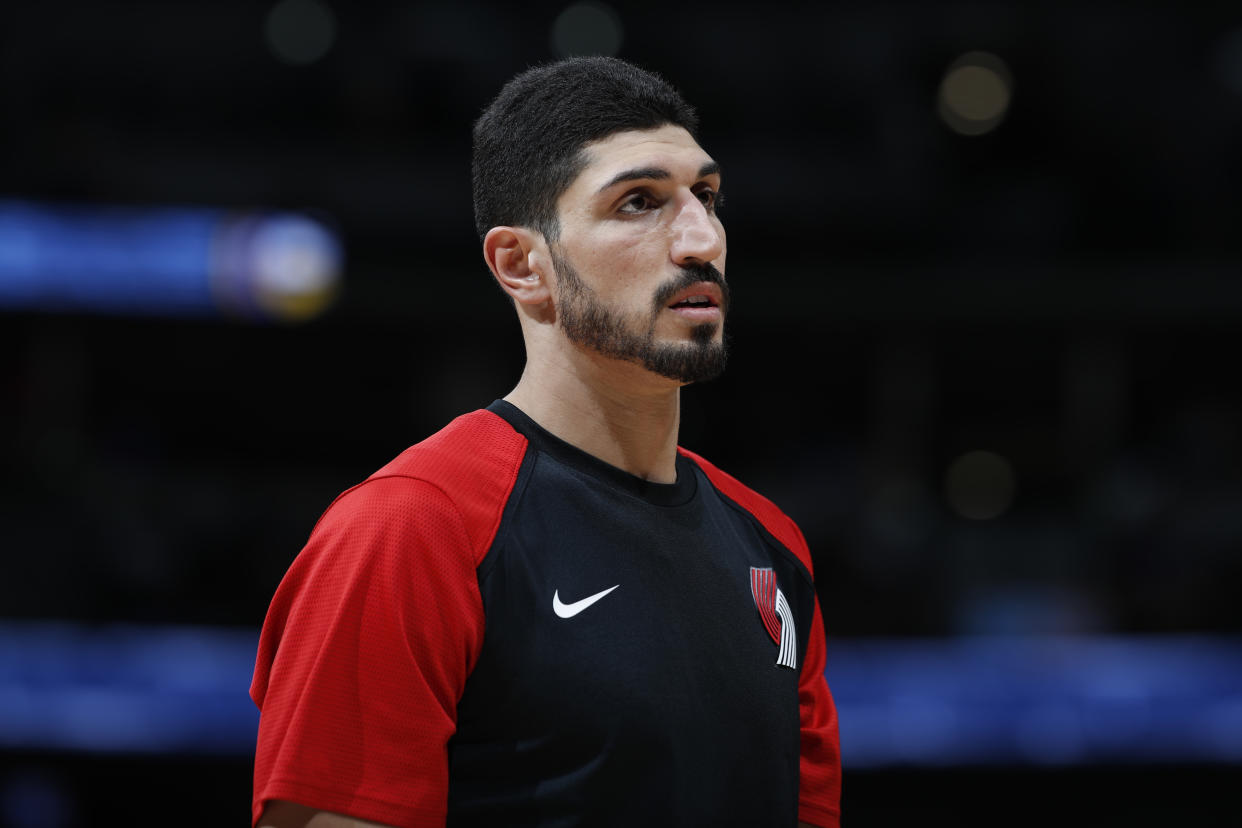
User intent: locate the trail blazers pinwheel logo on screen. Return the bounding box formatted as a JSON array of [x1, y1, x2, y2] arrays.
[[750, 567, 797, 669]]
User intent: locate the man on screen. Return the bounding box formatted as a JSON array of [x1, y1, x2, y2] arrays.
[[251, 56, 841, 828]]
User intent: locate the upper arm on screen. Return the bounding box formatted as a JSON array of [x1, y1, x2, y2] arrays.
[[796, 594, 842, 828], [251, 477, 486, 827], [791, 522, 842, 828]]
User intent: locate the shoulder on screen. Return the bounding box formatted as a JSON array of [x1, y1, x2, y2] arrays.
[[316, 409, 529, 566], [369, 408, 528, 485], [678, 446, 814, 578]]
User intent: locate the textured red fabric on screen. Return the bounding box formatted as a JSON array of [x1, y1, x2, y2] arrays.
[[678, 447, 843, 828], [251, 410, 527, 827]]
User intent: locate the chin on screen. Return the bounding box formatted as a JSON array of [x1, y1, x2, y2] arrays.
[[640, 338, 728, 385]]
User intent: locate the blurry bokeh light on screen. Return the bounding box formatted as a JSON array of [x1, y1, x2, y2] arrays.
[[214, 214, 343, 321], [944, 449, 1017, 520], [938, 51, 1013, 136], [265, 0, 337, 66], [550, 2, 624, 58]]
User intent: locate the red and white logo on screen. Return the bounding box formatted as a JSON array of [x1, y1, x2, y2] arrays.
[[750, 567, 797, 669]]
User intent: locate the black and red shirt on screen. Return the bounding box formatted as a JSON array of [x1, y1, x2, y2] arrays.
[[252, 400, 841, 827]]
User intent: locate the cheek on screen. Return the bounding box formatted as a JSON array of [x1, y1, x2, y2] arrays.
[[576, 234, 665, 298]]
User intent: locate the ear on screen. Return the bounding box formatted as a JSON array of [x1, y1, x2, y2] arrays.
[[483, 226, 551, 307]]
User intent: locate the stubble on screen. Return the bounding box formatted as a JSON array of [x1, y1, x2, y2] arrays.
[[551, 247, 729, 384]]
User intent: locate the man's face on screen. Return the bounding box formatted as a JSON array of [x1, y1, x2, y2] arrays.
[[547, 124, 729, 384]]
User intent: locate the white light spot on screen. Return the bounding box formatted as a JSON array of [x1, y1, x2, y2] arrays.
[[938, 51, 1013, 136], [944, 450, 1016, 520], [550, 2, 624, 58], [249, 216, 341, 320], [266, 0, 337, 66]]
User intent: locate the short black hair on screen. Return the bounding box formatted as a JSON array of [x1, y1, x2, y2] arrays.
[[472, 56, 698, 242]]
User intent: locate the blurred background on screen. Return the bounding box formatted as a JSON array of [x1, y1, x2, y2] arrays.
[[2, 0, 1241, 824]]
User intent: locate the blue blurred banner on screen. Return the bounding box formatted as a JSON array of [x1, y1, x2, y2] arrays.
[[0, 623, 259, 755], [0, 201, 342, 321], [829, 636, 1242, 767], [0, 623, 1239, 763]]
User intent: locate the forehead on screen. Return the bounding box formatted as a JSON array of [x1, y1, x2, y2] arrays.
[[568, 124, 717, 195]]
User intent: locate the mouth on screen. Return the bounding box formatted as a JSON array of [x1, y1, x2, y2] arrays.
[[666, 282, 724, 318]]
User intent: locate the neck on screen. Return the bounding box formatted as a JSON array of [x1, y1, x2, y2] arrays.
[[504, 349, 682, 484]]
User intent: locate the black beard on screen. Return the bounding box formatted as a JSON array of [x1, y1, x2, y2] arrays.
[[552, 248, 729, 384]]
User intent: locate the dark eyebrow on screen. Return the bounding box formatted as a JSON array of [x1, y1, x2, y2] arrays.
[[596, 160, 722, 195], [597, 166, 670, 194]]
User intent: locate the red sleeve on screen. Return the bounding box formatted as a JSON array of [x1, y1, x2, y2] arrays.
[[249, 476, 485, 828], [797, 590, 842, 828], [676, 448, 842, 827]]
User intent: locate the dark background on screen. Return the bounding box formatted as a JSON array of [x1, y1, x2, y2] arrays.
[[2, 0, 1241, 824]]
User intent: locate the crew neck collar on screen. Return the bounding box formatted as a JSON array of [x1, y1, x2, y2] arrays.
[[488, 399, 697, 507]]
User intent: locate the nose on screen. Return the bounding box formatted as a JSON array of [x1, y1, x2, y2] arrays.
[[669, 192, 724, 267]]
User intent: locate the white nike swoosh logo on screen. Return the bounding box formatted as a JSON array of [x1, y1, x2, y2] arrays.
[[552, 584, 620, 618]]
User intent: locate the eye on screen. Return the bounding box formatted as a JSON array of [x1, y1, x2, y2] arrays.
[[618, 191, 658, 214], [695, 187, 723, 213]]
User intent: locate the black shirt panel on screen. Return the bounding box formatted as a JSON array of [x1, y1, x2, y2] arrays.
[[447, 401, 811, 827]]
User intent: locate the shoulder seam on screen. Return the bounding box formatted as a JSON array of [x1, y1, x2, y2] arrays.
[[680, 448, 815, 587], [709, 485, 815, 590], [346, 472, 501, 568]]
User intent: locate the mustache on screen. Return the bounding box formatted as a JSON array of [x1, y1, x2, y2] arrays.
[[652, 263, 729, 312]]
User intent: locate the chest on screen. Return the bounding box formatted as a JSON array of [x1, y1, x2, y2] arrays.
[[454, 464, 810, 766]]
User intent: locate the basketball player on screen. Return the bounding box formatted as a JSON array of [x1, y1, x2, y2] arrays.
[[251, 56, 841, 828]]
